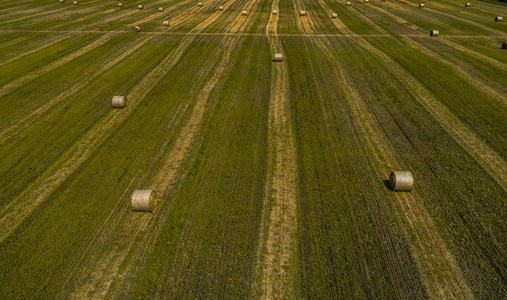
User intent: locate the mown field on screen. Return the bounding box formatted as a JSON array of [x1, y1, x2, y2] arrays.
[[0, 0, 506, 298]]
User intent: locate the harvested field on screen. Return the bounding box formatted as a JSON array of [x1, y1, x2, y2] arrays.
[[0, 0, 506, 298]]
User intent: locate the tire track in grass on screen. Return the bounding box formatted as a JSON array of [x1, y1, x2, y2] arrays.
[[68, 3, 246, 297], [0, 35, 154, 144], [0, 33, 114, 98], [0, 6, 236, 244], [255, 0, 297, 298], [309, 1, 476, 298]]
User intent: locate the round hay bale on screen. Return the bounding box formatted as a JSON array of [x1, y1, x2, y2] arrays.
[[73, 1, 78, 5], [390, 171, 414, 192], [112, 96, 127, 108], [332, 13, 337, 18], [131, 25, 140, 33], [364, 0, 369, 3], [419, 3, 425, 7], [272, 10, 278, 14], [273, 53, 283, 62], [300, 10, 306, 16], [242, 10, 248, 15], [218, 5, 224, 10], [159, 7, 164, 12], [430, 30, 439, 36], [163, 20, 170, 26], [503, 42, 507, 49], [198, 2, 203, 6], [465, 2, 471, 6], [495, 16, 502, 22], [346, 1, 351, 5], [131, 190, 157, 212], [118, 3, 123, 7], [138, 5, 143, 10], [60, 0, 65, 3]]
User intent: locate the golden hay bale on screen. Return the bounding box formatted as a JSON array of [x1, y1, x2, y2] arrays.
[[495, 16, 502, 22], [60, 0, 65, 3], [389, 171, 414, 192], [364, 0, 369, 3], [332, 13, 337, 18], [465, 2, 471, 7], [242, 10, 248, 15], [430, 30, 439, 36], [112, 96, 127, 108], [218, 5, 224, 10], [131, 190, 157, 212], [419, 3, 425, 7], [272, 10, 278, 14], [346, 1, 351, 5], [118, 3, 123, 7], [198, 2, 203, 6], [163, 20, 170, 26], [73, 1, 78, 5], [300, 10, 306, 16], [273, 53, 283, 62], [131, 25, 140, 33], [138, 5, 143, 10], [503, 42, 507, 49], [159, 7, 164, 12]]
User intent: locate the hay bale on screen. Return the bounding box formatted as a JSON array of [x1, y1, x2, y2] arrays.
[[218, 5, 224, 10], [131, 190, 157, 212], [273, 53, 283, 62], [60, 0, 65, 3], [364, 0, 369, 3], [112, 96, 127, 108], [419, 3, 425, 7], [272, 10, 278, 14], [300, 10, 306, 16], [346, 1, 351, 5], [495, 16, 503, 22], [430, 30, 439, 36], [138, 5, 143, 10], [131, 25, 140, 33], [389, 171, 414, 192], [198, 2, 203, 6], [159, 7, 164, 12], [163, 20, 169, 26], [73, 1, 78, 5], [465, 2, 471, 6], [242, 10, 248, 15], [118, 3, 123, 7], [503, 42, 507, 49], [332, 13, 337, 18]]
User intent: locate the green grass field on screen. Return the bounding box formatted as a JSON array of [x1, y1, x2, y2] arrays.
[[0, 0, 506, 298]]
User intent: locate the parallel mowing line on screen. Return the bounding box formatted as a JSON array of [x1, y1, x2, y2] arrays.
[[365, 4, 507, 105], [0, 33, 115, 98], [306, 3, 476, 299], [255, 0, 298, 298], [69, 3, 245, 298], [0, 35, 154, 144], [0, 11, 231, 244], [0, 34, 73, 68]]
